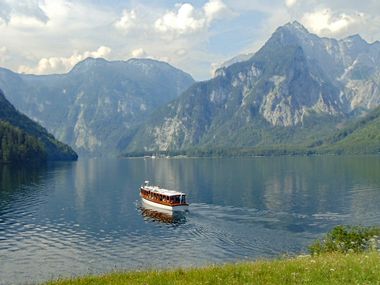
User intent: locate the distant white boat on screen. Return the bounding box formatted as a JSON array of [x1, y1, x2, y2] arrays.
[[144, 155, 156, 159], [140, 181, 189, 212]]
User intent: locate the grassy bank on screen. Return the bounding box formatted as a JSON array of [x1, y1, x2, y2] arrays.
[[45, 252, 380, 285]]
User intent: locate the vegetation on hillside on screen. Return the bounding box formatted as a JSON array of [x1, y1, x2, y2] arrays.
[[123, 107, 380, 158], [0, 89, 77, 161], [0, 120, 46, 162], [316, 107, 380, 154]]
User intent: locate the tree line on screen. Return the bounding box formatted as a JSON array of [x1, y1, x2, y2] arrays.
[[0, 120, 46, 163]]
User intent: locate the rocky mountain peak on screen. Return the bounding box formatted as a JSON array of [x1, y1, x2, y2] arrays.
[[69, 57, 108, 74], [271, 21, 312, 44], [340, 34, 371, 55], [283, 21, 310, 34], [343, 34, 366, 43], [122, 22, 380, 152], [127, 57, 167, 66]]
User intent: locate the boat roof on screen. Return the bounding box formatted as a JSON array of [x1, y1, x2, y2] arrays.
[[142, 185, 186, 196]]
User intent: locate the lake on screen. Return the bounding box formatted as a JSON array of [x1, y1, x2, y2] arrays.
[[1, 156, 380, 284]]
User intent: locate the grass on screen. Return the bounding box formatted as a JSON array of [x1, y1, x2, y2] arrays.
[[45, 252, 380, 285]]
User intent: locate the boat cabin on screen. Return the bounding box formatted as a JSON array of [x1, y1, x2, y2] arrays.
[[140, 181, 188, 206]]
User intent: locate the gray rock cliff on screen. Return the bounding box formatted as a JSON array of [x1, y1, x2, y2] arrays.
[[125, 22, 380, 151], [0, 58, 195, 156]]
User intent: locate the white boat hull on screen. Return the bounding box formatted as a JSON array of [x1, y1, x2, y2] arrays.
[[141, 197, 188, 212]]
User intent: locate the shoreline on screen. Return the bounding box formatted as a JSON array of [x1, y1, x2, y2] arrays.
[[44, 252, 380, 285]]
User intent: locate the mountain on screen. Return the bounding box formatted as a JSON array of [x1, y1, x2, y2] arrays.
[[213, 53, 254, 77], [123, 21, 380, 152], [0, 120, 46, 162], [0, 58, 194, 156], [0, 89, 77, 161], [316, 106, 380, 154]]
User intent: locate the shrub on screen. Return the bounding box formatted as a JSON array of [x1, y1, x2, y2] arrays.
[[309, 225, 380, 255]]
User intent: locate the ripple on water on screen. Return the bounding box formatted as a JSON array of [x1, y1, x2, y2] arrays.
[[1, 157, 380, 285]]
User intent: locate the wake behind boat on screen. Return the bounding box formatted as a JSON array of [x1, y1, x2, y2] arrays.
[[140, 181, 189, 212]]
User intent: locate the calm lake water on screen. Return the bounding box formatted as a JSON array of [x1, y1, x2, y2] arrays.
[[1, 156, 380, 284]]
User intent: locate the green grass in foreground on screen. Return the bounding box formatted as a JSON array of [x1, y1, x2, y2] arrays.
[[45, 252, 380, 285]]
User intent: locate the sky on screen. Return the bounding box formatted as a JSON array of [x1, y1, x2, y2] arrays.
[[1, 0, 380, 80]]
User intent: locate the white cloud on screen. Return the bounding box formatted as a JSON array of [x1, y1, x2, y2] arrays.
[[204, 0, 228, 22], [301, 9, 358, 35], [0, 46, 9, 62], [114, 9, 137, 32], [155, 3, 205, 34], [131, 48, 147, 58], [40, 0, 72, 25], [0, 0, 48, 25], [154, 0, 229, 36], [2, 0, 380, 81], [18, 46, 111, 74], [8, 14, 46, 28], [176, 49, 187, 56], [285, 0, 298, 8]]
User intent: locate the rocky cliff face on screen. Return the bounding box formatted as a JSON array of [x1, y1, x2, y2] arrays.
[[0, 58, 194, 156], [125, 22, 380, 151], [2, 22, 379, 155]]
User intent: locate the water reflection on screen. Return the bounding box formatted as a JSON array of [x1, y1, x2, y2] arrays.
[[0, 162, 74, 216], [142, 156, 380, 227], [0, 162, 46, 196], [138, 203, 187, 225], [1, 157, 380, 285]]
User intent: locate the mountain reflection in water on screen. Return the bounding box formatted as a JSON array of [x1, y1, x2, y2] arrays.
[[1, 157, 380, 285]]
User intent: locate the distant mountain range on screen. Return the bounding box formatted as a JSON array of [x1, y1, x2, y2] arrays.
[[1, 21, 379, 157], [122, 21, 380, 153], [0, 89, 77, 162], [0, 58, 194, 156]]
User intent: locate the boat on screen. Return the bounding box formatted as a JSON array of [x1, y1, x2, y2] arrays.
[[140, 181, 189, 212]]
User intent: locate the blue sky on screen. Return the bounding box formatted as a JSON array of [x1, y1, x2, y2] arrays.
[[1, 0, 380, 80]]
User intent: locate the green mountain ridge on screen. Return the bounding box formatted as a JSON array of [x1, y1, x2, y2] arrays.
[[0, 89, 78, 162], [123, 107, 380, 157], [317, 107, 380, 154]]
